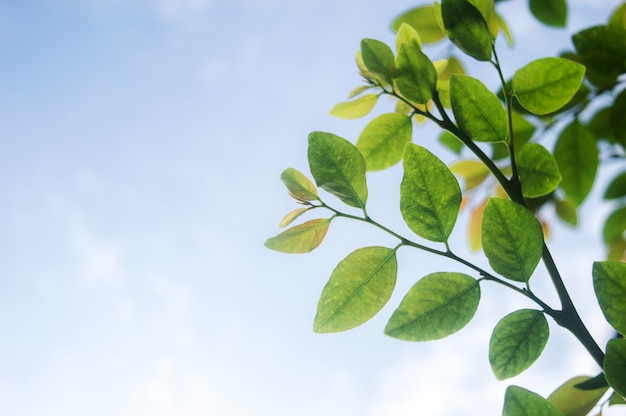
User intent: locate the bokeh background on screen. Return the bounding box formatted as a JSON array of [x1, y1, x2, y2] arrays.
[[1, 0, 625, 415]]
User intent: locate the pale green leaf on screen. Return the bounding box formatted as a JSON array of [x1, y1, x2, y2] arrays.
[[482, 198, 543, 282], [401, 143, 462, 242], [357, 113, 413, 171], [450, 160, 490, 190], [391, 6, 445, 43], [395, 23, 422, 53], [513, 57, 586, 115], [347, 85, 374, 99], [603, 207, 626, 244], [605, 338, 626, 398], [279, 207, 310, 228], [314, 246, 398, 333], [593, 261, 626, 334], [395, 41, 437, 104], [503, 386, 562, 416], [361, 38, 395, 84], [516, 143, 562, 198], [384, 272, 480, 341], [441, 0, 493, 61], [280, 168, 319, 201], [497, 14, 514, 46], [529, 0, 567, 27], [265, 218, 331, 253], [489, 309, 549, 380], [330, 94, 379, 119], [548, 376, 608, 416], [555, 198, 578, 226], [439, 131, 464, 154]]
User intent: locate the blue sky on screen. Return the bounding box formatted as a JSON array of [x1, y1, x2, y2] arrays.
[[0, 0, 625, 415]]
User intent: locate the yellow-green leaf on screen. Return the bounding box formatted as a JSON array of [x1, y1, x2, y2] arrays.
[[450, 160, 490, 190], [265, 218, 331, 253], [503, 386, 562, 416], [330, 94, 379, 119], [395, 23, 422, 52], [280, 168, 319, 201], [516, 143, 562, 198], [391, 5, 445, 43], [548, 376, 608, 416], [279, 207, 310, 228], [395, 41, 437, 104], [441, 0, 493, 61], [357, 113, 413, 171]]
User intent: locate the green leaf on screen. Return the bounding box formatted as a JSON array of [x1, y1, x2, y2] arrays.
[[439, 131, 464, 154], [384, 272, 480, 341], [555, 198, 577, 226], [400, 143, 462, 242], [441, 0, 493, 61], [308, 132, 368, 208], [279, 207, 310, 228], [265, 218, 331, 253], [395, 23, 422, 52], [593, 261, 626, 334], [489, 309, 549, 380], [554, 121, 598, 206], [391, 6, 445, 43], [610, 89, 626, 147], [450, 160, 490, 190], [573, 25, 626, 79], [467, 0, 499, 36], [314, 246, 398, 333], [280, 168, 319, 202], [482, 198, 543, 282], [574, 373, 608, 390], [605, 338, 626, 398], [360, 39, 395, 84], [513, 57, 586, 115], [395, 41, 437, 104], [357, 113, 412, 171], [347, 85, 374, 99], [330, 94, 379, 119], [548, 376, 608, 416], [605, 171, 626, 200], [503, 386, 561, 416], [529, 0, 567, 27], [586, 107, 614, 142], [609, 391, 626, 406], [609, 2, 626, 29], [516, 143, 562, 198], [603, 207, 626, 244], [451, 74, 507, 142], [497, 14, 514, 46]]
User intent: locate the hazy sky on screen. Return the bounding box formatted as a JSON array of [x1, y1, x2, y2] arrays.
[[1, 0, 625, 415]]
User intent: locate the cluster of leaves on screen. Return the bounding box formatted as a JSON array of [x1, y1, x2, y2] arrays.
[[267, 0, 626, 414]]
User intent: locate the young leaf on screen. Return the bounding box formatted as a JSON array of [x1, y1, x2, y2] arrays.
[[512, 57, 585, 115], [604, 338, 626, 398], [279, 207, 310, 228], [450, 74, 507, 142], [357, 113, 412, 171], [547, 376, 608, 416], [441, 0, 493, 61], [573, 25, 626, 79], [529, 0, 567, 27], [450, 160, 490, 190], [391, 5, 445, 43], [395, 23, 422, 52], [489, 309, 549, 380], [265, 218, 331, 253], [605, 171, 626, 200], [361, 38, 395, 84], [503, 386, 562, 416], [400, 143, 462, 242], [384, 272, 480, 341], [347, 85, 374, 99], [395, 41, 437, 104], [482, 198, 543, 282], [330, 94, 379, 119], [280, 168, 319, 202], [497, 14, 513, 46], [308, 132, 368, 209], [516, 143, 562, 198], [593, 261, 626, 334], [554, 121, 598, 206], [314, 246, 398, 333]]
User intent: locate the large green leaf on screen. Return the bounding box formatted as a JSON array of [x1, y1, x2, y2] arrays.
[[314, 247, 398, 333], [330, 94, 379, 119], [450, 74, 507, 142], [392, 6, 445, 43], [489, 309, 549, 380], [482, 198, 543, 282], [265, 219, 331, 253], [516, 143, 562, 198], [554, 121, 598, 206], [308, 132, 368, 209], [548, 376, 608, 416], [503, 386, 562, 416], [605, 171, 626, 200], [529, 0, 567, 27], [512, 57, 585, 115], [360, 38, 395, 84], [593, 261, 626, 334], [357, 113, 412, 171], [573, 25, 626, 79], [400, 143, 462, 242], [280, 168, 319, 202], [395, 41, 437, 104], [384, 272, 480, 341], [441, 0, 493, 61], [605, 338, 626, 398]]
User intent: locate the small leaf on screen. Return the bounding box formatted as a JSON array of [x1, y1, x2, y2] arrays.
[[610, 89, 626, 147], [503, 386, 562, 416], [497, 14, 514, 46], [450, 160, 490, 190], [280, 168, 319, 201], [347, 85, 374, 99], [395, 23, 423, 52], [401, 143, 462, 242], [604, 338, 626, 398], [609, 390, 626, 406], [441, 0, 493, 61], [469, 199, 487, 251], [516, 143, 562, 198], [279, 207, 310, 228], [573, 25, 626, 79], [330, 94, 379, 119], [451, 74, 507, 142], [529, 0, 567, 27], [439, 131, 464, 154], [513, 57, 586, 115], [357, 113, 413, 171], [593, 261, 626, 334], [308, 132, 368, 208], [265, 218, 331, 253], [554, 121, 598, 206], [395, 41, 438, 104], [555, 198, 578, 226], [574, 373, 608, 390], [391, 6, 445, 43], [603, 207, 626, 244], [548, 376, 608, 416], [314, 247, 397, 333], [605, 171, 626, 200], [482, 198, 543, 282], [489, 309, 549, 380], [361, 39, 395, 84], [384, 272, 480, 341]]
